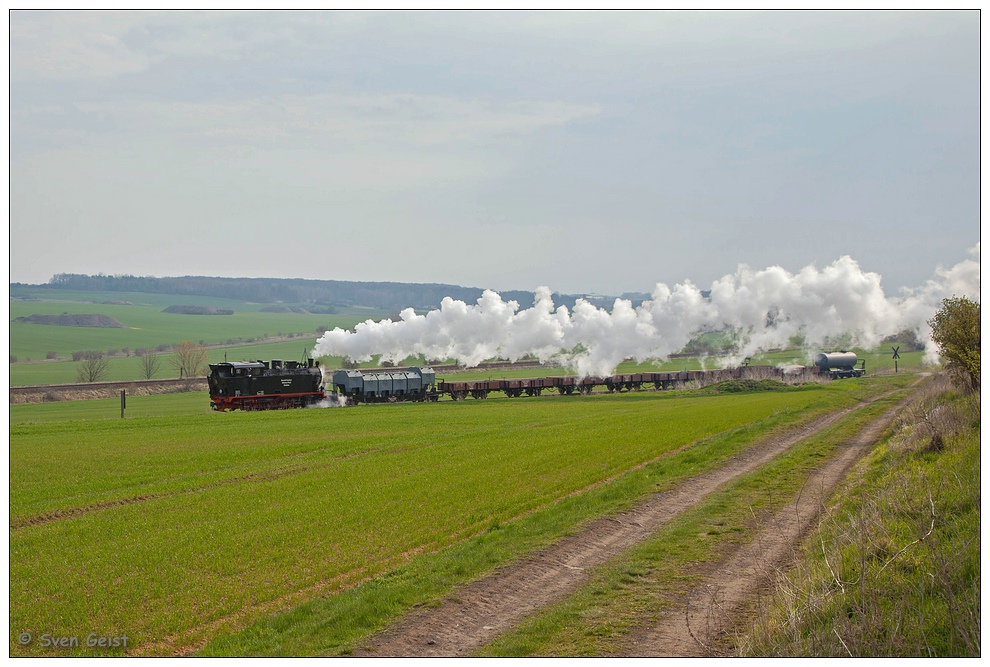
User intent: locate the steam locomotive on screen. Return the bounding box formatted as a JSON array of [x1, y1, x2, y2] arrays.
[[208, 358, 325, 411]]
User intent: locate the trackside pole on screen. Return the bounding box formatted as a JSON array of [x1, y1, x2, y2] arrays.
[[121, 389, 126, 419]]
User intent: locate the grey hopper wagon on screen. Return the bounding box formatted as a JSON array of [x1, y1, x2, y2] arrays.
[[332, 367, 439, 402]]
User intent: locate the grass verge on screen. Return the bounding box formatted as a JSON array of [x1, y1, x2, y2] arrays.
[[739, 375, 980, 656]]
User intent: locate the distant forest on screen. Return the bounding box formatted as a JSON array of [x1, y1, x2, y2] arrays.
[[28, 273, 609, 312]]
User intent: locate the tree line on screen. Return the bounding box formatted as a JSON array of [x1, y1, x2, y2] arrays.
[[39, 273, 547, 311]]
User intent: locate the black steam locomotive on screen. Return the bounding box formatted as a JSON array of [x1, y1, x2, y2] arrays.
[[208, 358, 325, 411]]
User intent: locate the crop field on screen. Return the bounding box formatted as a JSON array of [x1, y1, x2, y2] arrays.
[[9, 375, 916, 656], [9, 287, 928, 387], [9, 287, 389, 383]]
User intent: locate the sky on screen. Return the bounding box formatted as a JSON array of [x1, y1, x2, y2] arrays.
[[8, 10, 981, 297]]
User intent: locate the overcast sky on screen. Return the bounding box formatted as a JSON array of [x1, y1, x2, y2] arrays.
[[9, 10, 980, 297]]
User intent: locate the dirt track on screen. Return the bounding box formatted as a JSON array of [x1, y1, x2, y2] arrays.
[[616, 394, 908, 656], [358, 388, 911, 657]]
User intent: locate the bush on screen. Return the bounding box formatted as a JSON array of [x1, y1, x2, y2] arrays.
[[928, 296, 980, 391], [701, 379, 787, 393], [46, 351, 58, 360]]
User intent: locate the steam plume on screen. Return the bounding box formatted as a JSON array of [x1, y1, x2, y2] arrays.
[[312, 245, 980, 376]]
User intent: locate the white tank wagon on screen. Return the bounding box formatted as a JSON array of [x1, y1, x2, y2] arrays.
[[814, 351, 865, 379]]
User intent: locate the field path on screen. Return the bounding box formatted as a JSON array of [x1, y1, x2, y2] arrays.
[[615, 390, 910, 656], [357, 387, 910, 657]]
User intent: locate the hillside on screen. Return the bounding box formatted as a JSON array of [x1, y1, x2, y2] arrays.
[[13, 313, 126, 328], [21, 274, 564, 312]]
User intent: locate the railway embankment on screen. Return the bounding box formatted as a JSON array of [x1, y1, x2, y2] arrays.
[[9, 378, 208, 404]]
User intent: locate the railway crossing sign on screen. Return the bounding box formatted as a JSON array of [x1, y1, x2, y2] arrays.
[[892, 346, 900, 372]]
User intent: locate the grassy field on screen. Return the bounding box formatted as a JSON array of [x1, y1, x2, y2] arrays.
[[477, 387, 914, 656], [9, 375, 915, 656], [9, 287, 388, 379], [9, 286, 929, 386], [9, 340, 343, 386], [467, 374, 978, 658]]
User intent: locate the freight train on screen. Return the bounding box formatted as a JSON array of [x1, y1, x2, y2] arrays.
[[208, 357, 842, 411]]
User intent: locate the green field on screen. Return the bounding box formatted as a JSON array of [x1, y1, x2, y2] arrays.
[[9, 287, 930, 386], [9, 375, 915, 656], [9, 287, 393, 385]]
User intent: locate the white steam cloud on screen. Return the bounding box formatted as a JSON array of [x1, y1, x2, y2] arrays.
[[313, 245, 980, 377]]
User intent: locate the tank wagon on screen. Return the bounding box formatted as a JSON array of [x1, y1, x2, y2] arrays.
[[814, 351, 866, 379], [208, 359, 325, 411]]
